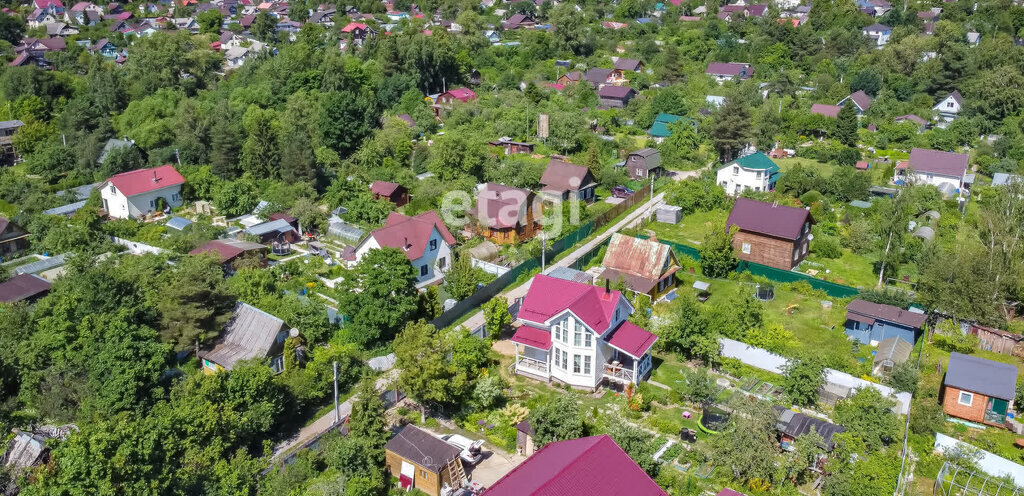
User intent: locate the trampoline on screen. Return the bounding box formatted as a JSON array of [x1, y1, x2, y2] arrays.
[[697, 405, 731, 434]]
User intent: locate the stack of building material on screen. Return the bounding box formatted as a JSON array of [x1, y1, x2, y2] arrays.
[[656, 205, 682, 224]]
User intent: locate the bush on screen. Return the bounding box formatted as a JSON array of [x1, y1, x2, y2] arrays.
[[932, 332, 979, 354], [811, 235, 843, 259]]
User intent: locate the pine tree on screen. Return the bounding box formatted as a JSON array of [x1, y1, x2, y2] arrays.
[[835, 100, 859, 147], [210, 112, 240, 179]]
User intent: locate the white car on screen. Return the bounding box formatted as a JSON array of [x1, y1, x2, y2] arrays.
[[440, 434, 485, 465]]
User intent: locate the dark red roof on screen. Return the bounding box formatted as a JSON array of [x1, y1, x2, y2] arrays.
[[104, 165, 185, 197], [369, 180, 403, 197], [846, 299, 926, 329], [605, 321, 657, 358], [717, 490, 747, 496], [0, 274, 51, 303], [705, 62, 752, 78], [477, 183, 531, 229], [483, 435, 666, 496], [907, 148, 968, 178], [845, 90, 872, 111], [510, 325, 551, 350], [810, 103, 841, 118], [597, 85, 636, 99], [368, 211, 455, 260], [518, 275, 622, 335], [726, 197, 813, 241], [441, 88, 476, 102], [268, 212, 296, 224]]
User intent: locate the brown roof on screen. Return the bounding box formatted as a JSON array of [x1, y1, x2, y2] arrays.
[[370, 180, 404, 197], [477, 183, 532, 229], [846, 299, 926, 329], [844, 90, 872, 111], [613, 58, 642, 71], [583, 68, 612, 85], [810, 103, 841, 118], [540, 159, 596, 194], [189, 239, 267, 263], [726, 198, 813, 241], [705, 62, 752, 78], [597, 86, 636, 99], [198, 302, 287, 370], [385, 424, 461, 473], [601, 234, 676, 288], [0, 274, 50, 303], [907, 148, 968, 178]]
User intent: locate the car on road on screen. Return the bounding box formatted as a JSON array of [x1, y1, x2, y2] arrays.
[[611, 186, 634, 198], [440, 434, 486, 465]]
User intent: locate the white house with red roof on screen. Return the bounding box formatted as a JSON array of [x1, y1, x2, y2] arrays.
[[352, 210, 456, 287], [483, 434, 666, 496], [892, 148, 970, 197], [99, 165, 186, 219], [511, 274, 658, 390]]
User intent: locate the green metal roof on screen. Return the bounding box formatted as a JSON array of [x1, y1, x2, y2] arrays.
[[648, 114, 694, 138], [719, 152, 780, 173]]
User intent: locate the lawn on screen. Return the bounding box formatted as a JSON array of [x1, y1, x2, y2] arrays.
[[775, 156, 891, 187], [648, 209, 728, 246], [799, 250, 879, 289]]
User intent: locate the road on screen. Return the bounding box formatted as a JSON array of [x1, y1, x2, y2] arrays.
[[271, 370, 398, 460], [461, 191, 666, 334]]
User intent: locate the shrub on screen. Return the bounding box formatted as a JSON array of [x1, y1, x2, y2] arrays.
[[812, 235, 843, 259]]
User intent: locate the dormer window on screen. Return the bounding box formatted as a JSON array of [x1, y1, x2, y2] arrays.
[[109, 184, 115, 193], [429, 239, 438, 251], [732, 166, 739, 175]]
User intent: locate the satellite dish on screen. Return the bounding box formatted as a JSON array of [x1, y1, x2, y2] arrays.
[[289, 328, 300, 338]]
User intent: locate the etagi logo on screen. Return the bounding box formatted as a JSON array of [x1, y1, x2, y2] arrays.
[[439, 176, 586, 238]]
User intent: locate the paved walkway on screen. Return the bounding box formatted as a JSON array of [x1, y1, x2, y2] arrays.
[[271, 370, 398, 460], [470, 192, 665, 351]]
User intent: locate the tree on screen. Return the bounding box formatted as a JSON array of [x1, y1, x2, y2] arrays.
[[711, 396, 779, 484], [289, 197, 327, 233], [709, 97, 751, 162], [834, 100, 858, 147], [788, 427, 826, 484], [210, 110, 241, 179], [0, 13, 23, 45], [781, 354, 826, 407], [849, 69, 882, 97], [698, 224, 737, 278], [677, 367, 715, 405], [337, 248, 419, 345], [745, 322, 794, 354], [213, 177, 259, 216], [251, 11, 277, 41], [528, 394, 584, 447], [197, 10, 224, 35], [482, 296, 511, 339], [156, 254, 237, 352], [444, 254, 477, 300], [394, 321, 452, 422], [884, 360, 919, 395], [239, 105, 280, 178], [608, 417, 659, 477], [832, 387, 899, 452]]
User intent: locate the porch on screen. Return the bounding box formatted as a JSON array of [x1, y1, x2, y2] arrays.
[[511, 324, 552, 380], [602, 352, 653, 385]]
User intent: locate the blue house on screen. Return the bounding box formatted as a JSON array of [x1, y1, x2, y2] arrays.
[[844, 299, 927, 346]]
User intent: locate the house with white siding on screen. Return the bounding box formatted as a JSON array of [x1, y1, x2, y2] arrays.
[[99, 165, 185, 219]]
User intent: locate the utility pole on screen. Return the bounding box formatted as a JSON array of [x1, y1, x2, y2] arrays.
[[333, 361, 339, 424], [541, 232, 546, 272]]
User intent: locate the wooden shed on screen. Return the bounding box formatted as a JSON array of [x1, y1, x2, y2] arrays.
[[385, 424, 465, 496]]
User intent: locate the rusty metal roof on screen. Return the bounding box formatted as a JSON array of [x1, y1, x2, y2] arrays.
[[602, 234, 675, 282]]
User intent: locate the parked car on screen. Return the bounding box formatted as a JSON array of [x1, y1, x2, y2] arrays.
[[440, 434, 485, 465], [611, 186, 634, 198]]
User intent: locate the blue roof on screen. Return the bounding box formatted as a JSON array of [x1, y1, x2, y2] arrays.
[[165, 216, 193, 231], [13, 254, 68, 275]]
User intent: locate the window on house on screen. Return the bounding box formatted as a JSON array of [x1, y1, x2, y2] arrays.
[[573, 355, 581, 373], [149, 200, 155, 209], [429, 239, 438, 251], [270, 355, 284, 374], [584, 356, 591, 374], [574, 330, 581, 347], [732, 166, 739, 175], [585, 333, 591, 347], [947, 102, 954, 108], [420, 469, 428, 479], [742, 243, 751, 254], [419, 265, 428, 276], [793, 249, 799, 261], [439, 257, 447, 269], [958, 391, 973, 406], [109, 184, 115, 193], [554, 347, 560, 368], [562, 350, 568, 369], [615, 309, 620, 320], [755, 171, 762, 179], [754, 187, 760, 192], [803, 243, 808, 255]]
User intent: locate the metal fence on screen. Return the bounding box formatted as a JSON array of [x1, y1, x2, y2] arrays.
[[934, 462, 1023, 496], [635, 235, 859, 299], [429, 184, 652, 330]]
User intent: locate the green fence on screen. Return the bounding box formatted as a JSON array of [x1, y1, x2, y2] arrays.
[[636, 235, 859, 299]]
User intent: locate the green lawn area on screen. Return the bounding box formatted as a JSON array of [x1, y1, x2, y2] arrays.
[[775, 156, 891, 187], [648, 209, 728, 246], [800, 250, 879, 289]]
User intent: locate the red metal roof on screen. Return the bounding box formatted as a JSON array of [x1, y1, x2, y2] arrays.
[[907, 148, 968, 178], [369, 180, 403, 197], [368, 211, 455, 261], [510, 325, 551, 350], [810, 103, 841, 118], [340, 22, 367, 32], [605, 321, 657, 358], [441, 88, 476, 102], [104, 165, 185, 197], [0, 274, 50, 303], [518, 275, 622, 335], [726, 197, 812, 241], [602, 233, 674, 282], [483, 435, 666, 496]]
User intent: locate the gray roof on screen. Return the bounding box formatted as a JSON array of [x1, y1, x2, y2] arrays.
[[200, 302, 287, 370], [628, 148, 662, 171], [245, 218, 295, 237], [912, 226, 935, 240], [43, 200, 87, 216], [385, 424, 461, 473], [774, 407, 846, 450], [3, 429, 46, 470], [13, 254, 68, 275], [56, 182, 99, 200], [549, 266, 594, 285], [367, 352, 396, 371], [98, 138, 133, 164], [992, 173, 1024, 187], [0, 120, 24, 130], [165, 216, 193, 231], [945, 352, 1017, 400], [327, 217, 364, 243]]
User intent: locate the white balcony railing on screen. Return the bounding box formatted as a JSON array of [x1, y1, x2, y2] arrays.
[[516, 357, 549, 376]]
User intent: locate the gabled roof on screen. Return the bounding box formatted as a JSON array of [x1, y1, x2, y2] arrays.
[[385, 424, 462, 473], [477, 183, 532, 229], [540, 159, 596, 193], [583, 67, 613, 84], [894, 114, 927, 126], [945, 352, 1017, 400], [484, 435, 667, 496], [934, 90, 963, 108], [907, 148, 968, 178], [597, 85, 635, 99], [705, 62, 752, 78], [774, 407, 847, 450], [518, 274, 623, 335], [369, 180, 404, 197], [726, 197, 812, 241], [605, 320, 657, 358], [368, 211, 455, 260], [441, 88, 476, 102], [340, 21, 367, 32], [613, 57, 642, 71], [103, 165, 185, 197], [875, 336, 913, 365], [841, 90, 872, 111], [0, 274, 51, 303], [810, 103, 841, 118], [189, 239, 266, 263], [244, 218, 296, 237], [864, 22, 891, 31], [199, 302, 287, 370], [602, 233, 675, 282], [722, 152, 779, 172], [845, 299, 926, 329]]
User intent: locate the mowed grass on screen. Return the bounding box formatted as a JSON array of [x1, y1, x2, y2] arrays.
[[800, 250, 879, 289], [648, 209, 728, 246]]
